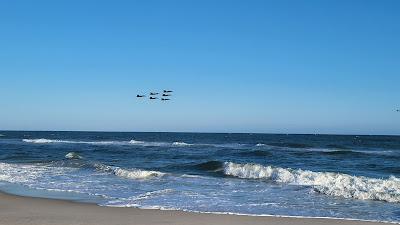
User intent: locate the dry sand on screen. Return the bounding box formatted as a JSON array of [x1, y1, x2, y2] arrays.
[[0, 192, 387, 225]]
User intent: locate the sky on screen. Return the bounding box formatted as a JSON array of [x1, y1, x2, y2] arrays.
[[0, 0, 399, 135]]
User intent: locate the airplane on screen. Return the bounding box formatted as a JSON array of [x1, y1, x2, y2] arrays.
[[150, 97, 158, 100], [161, 98, 170, 101], [136, 95, 146, 98], [163, 90, 173, 93], [150, 92, 159, 95], [162, 94, 171, 97]]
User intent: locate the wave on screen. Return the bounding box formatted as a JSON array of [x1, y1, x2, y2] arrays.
[[255, 143, 397, 157], [172, 141, 193, 146], [93, 163, 165, 179], [23, 139, 120, 145], [224, 162, 400, 203], [65, 152, 82, 159], [194, 161, 224, 172], [21, 139, 397, 158], [21, 138, 286, 150], [238, 150, 272, 157], [266, 142, 313, 149], [23, 138, 194, 148]]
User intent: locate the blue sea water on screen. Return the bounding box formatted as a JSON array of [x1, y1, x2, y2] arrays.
[[1, 131, 400, 222]]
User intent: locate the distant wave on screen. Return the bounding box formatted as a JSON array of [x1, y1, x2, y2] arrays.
[[23, 138, 120, 145], [22, 139, 396, 157], [266, 142, 313, 149], [22, 138, 245, 149], [23, 138, 194, 148], [172, 141, 193, 146], [65, 152, 82, 159], [254, 143, 396, 157], [22, 138, 270, 149], [237, 150, 272, 157], [223, 162, 400, 203]]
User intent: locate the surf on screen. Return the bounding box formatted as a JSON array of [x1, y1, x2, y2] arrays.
[[224, 162, 400, 203]]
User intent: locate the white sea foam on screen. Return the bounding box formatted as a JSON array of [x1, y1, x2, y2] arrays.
[[65, 152, 82, 159], [172, 141, 192, 146], [105, 189, 174, 207], [0, 162, 76, 184], [21, 138, 257, 149], [94, 163, 165, 180], [128, 139, 169, 147], [23, 138, 58, 143], [23, 139, 120, 145], [224, 162, 400, 203], [128, 140, 145, 144], [113, 168, 165, 179], [23, 138, 195, 148]]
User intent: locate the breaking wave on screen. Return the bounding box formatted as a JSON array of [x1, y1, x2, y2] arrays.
[[93, 163, 165, 180], [65, 152, 82, 159], [21, 138, 251, 149], [23, 138, 193, 148], [224, 162, 400, 203], [23, 139, 120, 145], [172, 142, 192, 146]]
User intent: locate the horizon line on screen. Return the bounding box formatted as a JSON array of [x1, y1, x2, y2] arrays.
[[1, 129, 399, 137]]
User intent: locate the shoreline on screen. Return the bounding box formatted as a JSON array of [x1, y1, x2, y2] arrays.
[[0, 191, 391, 225]]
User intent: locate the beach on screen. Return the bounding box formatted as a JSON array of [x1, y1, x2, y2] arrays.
[[1, 132, 400, 222], [0, 191, 388, 225]]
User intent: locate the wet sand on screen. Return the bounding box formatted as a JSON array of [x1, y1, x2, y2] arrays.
[[0, 192, 387, 225]]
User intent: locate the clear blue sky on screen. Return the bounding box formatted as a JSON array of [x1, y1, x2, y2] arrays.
[[0, 0, 399, 135]]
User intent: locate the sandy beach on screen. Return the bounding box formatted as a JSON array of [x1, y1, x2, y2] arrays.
[[0, 192, 388, 225]]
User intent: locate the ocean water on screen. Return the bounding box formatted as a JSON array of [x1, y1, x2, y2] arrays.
[[1, 131, 400, 222]]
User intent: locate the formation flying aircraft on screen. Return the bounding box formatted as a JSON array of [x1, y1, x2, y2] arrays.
[[136, 90, 173, 101]]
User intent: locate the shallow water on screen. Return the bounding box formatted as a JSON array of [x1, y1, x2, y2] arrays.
[[1, 131, 400, 222]]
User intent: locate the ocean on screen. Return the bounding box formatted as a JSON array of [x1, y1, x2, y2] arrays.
[[0, 131, 400, 223]]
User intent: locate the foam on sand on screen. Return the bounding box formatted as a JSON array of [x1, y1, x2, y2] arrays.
[[224, 162, 400, 203]]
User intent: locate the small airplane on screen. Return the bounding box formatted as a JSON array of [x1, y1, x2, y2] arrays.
[[150, 92, 159, 95], [136, 95, 146, 98], [163, 90, 173, 93], [161, 98, 170, 101], [162, 93, 171, 97], [150, 97, 158, 100]]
